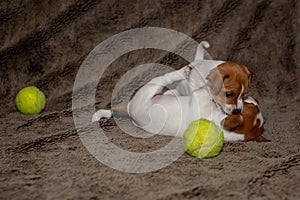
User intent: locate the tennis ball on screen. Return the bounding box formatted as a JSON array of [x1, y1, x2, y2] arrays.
[[15, 86, 46, 115], [183, 118, 224, 158]]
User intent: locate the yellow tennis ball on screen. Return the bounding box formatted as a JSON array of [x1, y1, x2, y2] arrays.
[[15, 86, 46, 115], [183, 118, 224, 158]]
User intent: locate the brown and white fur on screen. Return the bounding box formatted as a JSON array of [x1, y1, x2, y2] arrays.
[[92, 41, 268, 141], [222, 96, 269, 142], [161, 42, 252, 115]]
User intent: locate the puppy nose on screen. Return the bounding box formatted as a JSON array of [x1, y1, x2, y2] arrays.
[[232, 109, 241, 114]]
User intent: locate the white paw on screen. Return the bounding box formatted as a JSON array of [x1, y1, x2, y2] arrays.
[[92, 112, 101, 122], [92, 109, 113, 122], [183, 65, 193, 79]]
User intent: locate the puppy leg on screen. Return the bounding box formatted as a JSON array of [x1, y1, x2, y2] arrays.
[[188, 66, 207, 93], [194, 41, 210, 61], [149, 66, 189, 86], [128, 68, 187, 126], [164, 66, 192, 96]]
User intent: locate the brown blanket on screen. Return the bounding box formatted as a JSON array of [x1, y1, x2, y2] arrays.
[[1, 0, 299, 199]]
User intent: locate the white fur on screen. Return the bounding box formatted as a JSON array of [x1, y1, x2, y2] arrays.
[[126, 67, 244, 140], [194, 41, 210, 60], [92, 67, 245, 141], [92, 109, 112, 122]]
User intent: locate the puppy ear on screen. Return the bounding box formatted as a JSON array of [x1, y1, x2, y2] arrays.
[[221, 115, 243, 131], [206, 67, 229, 95], [242, 65, 253, 85]]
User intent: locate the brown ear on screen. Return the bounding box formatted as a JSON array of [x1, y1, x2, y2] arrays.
[[242, 65, 253, 85], [221, 115, 243, 131], [253, 135, 271, 142], [206, 67, 228, 95]]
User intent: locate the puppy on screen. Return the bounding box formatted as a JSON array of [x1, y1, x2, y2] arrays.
[[93, 67, 268, 142], [92, 41, 261, 141]]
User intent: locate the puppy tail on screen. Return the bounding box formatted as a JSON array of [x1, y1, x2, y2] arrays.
[[92, 106, 129, 122], [194, 41, 210, 61]]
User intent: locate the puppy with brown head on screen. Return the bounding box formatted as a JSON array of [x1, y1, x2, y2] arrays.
[[206, 62, 252, 115], [221, 97, 270, 142]]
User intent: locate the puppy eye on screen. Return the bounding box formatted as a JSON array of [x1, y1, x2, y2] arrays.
[[225, 92, 234, 98]]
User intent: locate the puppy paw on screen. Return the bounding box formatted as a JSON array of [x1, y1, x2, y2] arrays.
[[92, 109, 112, 122], [183, 65, 193, 79], [92, 111, 101, 122]]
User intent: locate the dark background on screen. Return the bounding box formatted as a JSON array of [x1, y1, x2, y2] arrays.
[[1, 0, 299, 199]]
